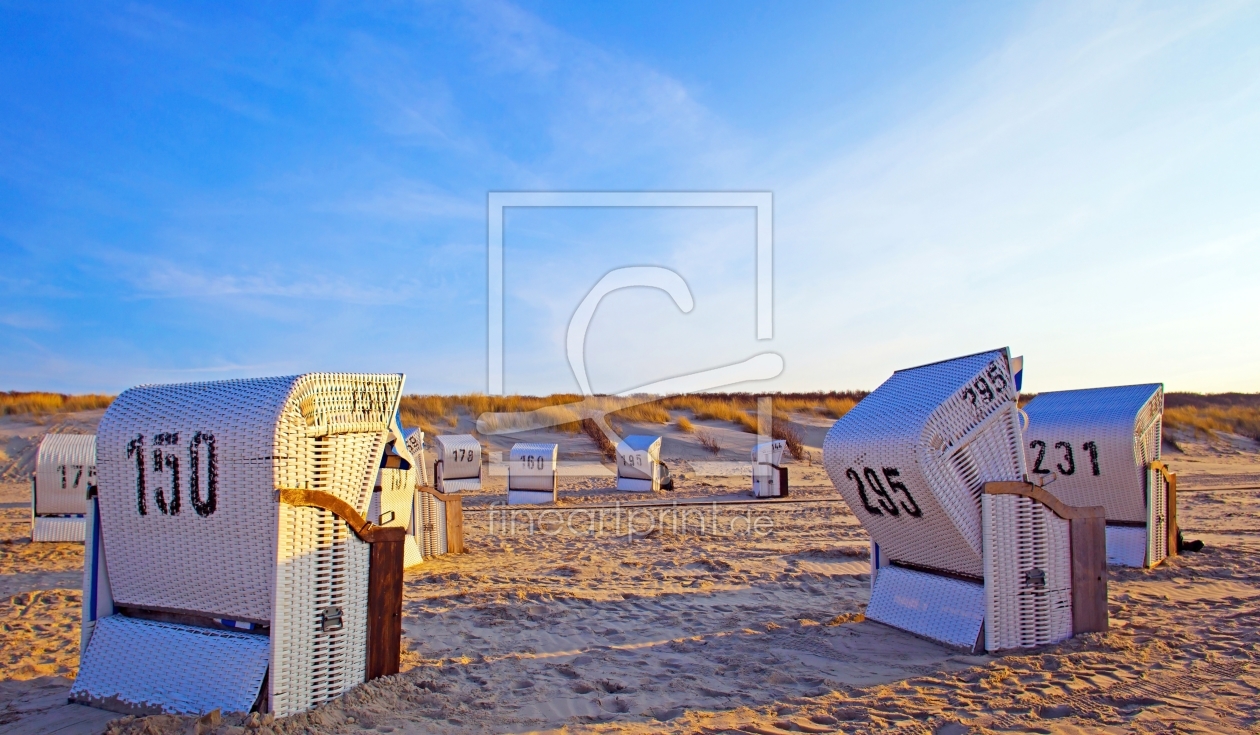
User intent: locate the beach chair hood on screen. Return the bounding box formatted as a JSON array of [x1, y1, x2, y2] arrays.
[[823, 349, 1025, 579]]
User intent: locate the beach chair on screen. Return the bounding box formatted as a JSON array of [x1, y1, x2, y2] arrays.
[[508, 442, 558, 505], [404, 428, 428, 487], [824, 349, 1107, 652], [401, 429, 465, 559], [751, 440, 788, 498], [433, 434, 482, 493], [1022, 384, 1173, 568], [72, 374, 412, 717], [31, 433, 95, 542], [616, 435, 664, 492]]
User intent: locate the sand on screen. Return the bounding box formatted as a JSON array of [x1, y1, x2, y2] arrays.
[[0, 412, 1257, 733]]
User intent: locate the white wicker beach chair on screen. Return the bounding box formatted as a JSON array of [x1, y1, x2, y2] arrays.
[[1022, 384, 1172, 568], [824, 349, 1106, 652], [751, 440, 788, 498], [508, 442, 558, 505], [398, 428, 465, 560], [616, 435, 663, 492], [433, 434, 482, 493], [31, 433, 95, 542], [72, 374, 411, 717], [404, 428, 428, 487]]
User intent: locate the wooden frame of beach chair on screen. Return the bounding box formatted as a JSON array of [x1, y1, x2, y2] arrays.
[[72, 374, 411, 717], [751, 439, 789, 498], [1022, 384, 1173, 568], [31, 433, 96, 542], [433, 434, 482, 494], [616, 435, 663, 492], [417, 486, 465, 555], [508, 442, 559, 505], [824, 349, 1107, 652]]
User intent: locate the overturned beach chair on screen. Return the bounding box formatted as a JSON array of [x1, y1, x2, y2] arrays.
[[31, 433, 95, 542], [824, 349, 1107, 652], [433, 434, 482, 493], [751, 440, 788, 498], [1023, 384, 1173, 568], [73, 374, 412, 717], [508, 442, 558, 505], [616, 435, 664, 492]]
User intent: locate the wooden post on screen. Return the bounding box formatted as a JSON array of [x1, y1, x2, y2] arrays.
[[444, 493, 465, 554], [366, 527, 405, 681], [1069, 514, 1108, 634]]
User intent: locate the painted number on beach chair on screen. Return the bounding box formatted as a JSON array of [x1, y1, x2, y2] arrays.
[[844, 466, 922, 518], [1030, 440, 1099, 476], [451, 448, 475, 463], [621, 454, 644, 468], [521, 454, 549, 470], [961, 361, 1010, 412], [127, 431, 218, 517]]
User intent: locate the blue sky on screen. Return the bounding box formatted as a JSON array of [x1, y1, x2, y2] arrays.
[[1, 1, 1258, 395]]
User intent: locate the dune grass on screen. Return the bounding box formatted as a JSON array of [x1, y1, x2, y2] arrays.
[[28, 387, 1258, 449], [0, 392, 114, 416], [1163, 405, 1260, 442], [399, 391, 868, 438]]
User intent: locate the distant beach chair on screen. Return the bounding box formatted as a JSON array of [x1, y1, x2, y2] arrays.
[[824, 349, 1107, 652], [751, 439, 788, 498], [404, 428, 428, 487], [616, 435, 664, 492], [72, 373, 411, 717], [1022, 384, 1174, 568], [508, 442, 558, 505], [404, 428, 465, 559], [433, 434, 482, 493], [31, 433, 95, 542]]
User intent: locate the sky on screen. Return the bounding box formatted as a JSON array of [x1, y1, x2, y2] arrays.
[[1, 0, 1258, 396]]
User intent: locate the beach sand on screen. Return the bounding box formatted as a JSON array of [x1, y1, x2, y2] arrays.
[[0, 414, 1256, 734]]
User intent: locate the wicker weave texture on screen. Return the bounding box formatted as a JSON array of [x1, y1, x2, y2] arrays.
[[434, 435, 481, 492], [94, 373, 402, 717], [71, 615, 269, 715], [1022, 384, 1162, 523], [1105, 526, 1147, 567], [96, 374, 397, 621], [982, 494, 1073, 651], [32, 515, 85, 542], [35, 433, 96, 515], [1146, 466, 1169, 568], [438, 478, 481, 493], [865, 566, 984, 650], [404, 429, 427, 487], [824, 350, 1024, 578], [616, 435, 662, 483], [418, 492, 448, 557], [752, 440, 786, 466], [376, 467, 414, 529], [508, 443, 559, 492], [271, 503, 369, 716]]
